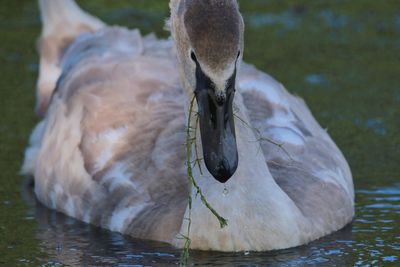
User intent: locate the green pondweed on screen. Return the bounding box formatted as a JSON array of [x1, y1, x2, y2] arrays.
[[179, 96, 228, 267], [233, 113, 293, 161], [233, 103, 292, 160]]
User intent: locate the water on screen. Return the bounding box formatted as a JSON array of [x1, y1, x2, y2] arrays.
[[0, 1, 399, 266]]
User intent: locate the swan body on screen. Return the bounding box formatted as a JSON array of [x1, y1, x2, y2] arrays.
[[22, 0, 354, 251]]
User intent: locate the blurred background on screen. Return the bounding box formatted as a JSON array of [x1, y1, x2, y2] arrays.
[[0, 0, 399, 266]]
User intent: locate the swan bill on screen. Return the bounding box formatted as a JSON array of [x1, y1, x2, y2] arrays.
[[194, 64, 238, 183]]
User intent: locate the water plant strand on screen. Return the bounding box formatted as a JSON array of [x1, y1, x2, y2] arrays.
[[180, 95, 228, 266], [234, 113, 293, 161]]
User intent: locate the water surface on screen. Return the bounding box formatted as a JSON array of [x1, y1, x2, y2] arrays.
[[0, 0, 399, 266]]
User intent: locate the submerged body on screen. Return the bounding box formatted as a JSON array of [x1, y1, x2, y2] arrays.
[[22, 0, 354, 251]]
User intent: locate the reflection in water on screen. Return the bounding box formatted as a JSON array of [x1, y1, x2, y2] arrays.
[[21, 178, 399, 266], [22, 179, 400, 266], [352, 186, 400, 266], [22, 178, 179, 266]]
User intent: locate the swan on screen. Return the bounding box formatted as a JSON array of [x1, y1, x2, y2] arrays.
[[22, 0, 354, 252]]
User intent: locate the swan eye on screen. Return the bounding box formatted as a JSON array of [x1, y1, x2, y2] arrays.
[[191, 51, 198, 63]]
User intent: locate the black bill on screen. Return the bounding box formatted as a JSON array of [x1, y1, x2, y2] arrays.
[[194, 63, 238, 183]]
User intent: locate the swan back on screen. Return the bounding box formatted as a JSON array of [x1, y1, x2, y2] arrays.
[[24, 27, 192, 242], [36, 0, 104, 116], [22, 0, 355, 251]]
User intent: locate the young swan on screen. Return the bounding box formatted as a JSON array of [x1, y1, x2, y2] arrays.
[[23, 0, 354, 253]]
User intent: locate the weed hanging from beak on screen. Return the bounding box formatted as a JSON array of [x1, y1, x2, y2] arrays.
[[179, 95, 228, 266]]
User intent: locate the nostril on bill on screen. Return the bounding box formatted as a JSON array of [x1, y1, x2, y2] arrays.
[[215, 93, 226, 106]]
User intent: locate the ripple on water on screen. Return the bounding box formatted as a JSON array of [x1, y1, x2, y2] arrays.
[[351, 185, 400, 265], [357, 187, 400, 195], [383, 255, 399, 262], [13, 174, 397, 267]]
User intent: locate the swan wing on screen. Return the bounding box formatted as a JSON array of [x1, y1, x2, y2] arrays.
[[25, 28, 188, 242], [238, 63, 354, 231]]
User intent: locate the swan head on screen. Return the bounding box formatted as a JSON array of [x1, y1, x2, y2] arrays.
[[170, 0, 244, 183]]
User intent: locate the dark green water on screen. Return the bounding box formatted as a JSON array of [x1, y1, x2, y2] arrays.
[[0, 0, 399, 266]]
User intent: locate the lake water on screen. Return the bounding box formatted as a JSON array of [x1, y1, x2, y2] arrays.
[[0, 1, 399, 266]]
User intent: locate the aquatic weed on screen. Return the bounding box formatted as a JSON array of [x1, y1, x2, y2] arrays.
[[179, 95, 228, 266]]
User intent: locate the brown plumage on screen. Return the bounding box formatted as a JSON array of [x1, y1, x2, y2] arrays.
[[22, 0, 354, 252], [184, 0, 242, 69]]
